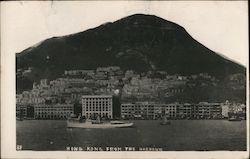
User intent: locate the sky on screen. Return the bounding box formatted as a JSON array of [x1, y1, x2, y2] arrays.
[[1, 1, 248, 66]]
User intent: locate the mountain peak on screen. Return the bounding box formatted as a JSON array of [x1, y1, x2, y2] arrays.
[[115, 14, 183, 30]]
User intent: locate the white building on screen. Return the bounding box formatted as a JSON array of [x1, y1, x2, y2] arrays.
[[82, 95, 113, 119], [34, 104, 74, 119]]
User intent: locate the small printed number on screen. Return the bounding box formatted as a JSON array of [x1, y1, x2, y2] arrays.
[[16, 145, 22, 150]]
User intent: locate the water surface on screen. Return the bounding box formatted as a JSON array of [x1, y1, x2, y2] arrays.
[[16, 120, 246, 151]]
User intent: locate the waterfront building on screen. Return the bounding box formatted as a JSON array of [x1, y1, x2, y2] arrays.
[[137, 102, 155, 119], [16, 105, 35, 118], [195, 102, 222, 119], [34, 104, 74, 119], [82, 95, 113, 119], [153, 103, 177, 119], [176, 103, 192, 118], [121, 102, 177, 119], [16, 105, 28, 118], [121, 102, 149, 119], [164, 104, 178, 118], [121, 102, 223, 119], [121, 103, 135, 119]]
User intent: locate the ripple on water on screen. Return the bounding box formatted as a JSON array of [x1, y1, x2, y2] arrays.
[[16, 120, 246, 151]]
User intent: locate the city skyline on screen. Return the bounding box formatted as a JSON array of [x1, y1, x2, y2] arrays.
[[16, 65, 246, 121]]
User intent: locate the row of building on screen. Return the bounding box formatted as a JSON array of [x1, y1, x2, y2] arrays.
[[121, 102, 222, 119], [16, 95, 246, 120], [17, 104, 74, 119], [121, 100, 246, 119], [17, 66, 230, 111]]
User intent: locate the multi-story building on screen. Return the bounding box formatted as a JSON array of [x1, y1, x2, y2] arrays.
[[164, 103, 178, 118], [121, 103, 136, 119], [192, 102, 221, 119], [34, 104, 74, 119], [121, 102, 178, 119], [176, 103, 192, 118], [153, 103, 177, 119], [16, 105, 28, 118], [137, 102, 155, 119], [16, 105, 35, 119], [82, 95, 113, 119], [121, 102, 222, 119]]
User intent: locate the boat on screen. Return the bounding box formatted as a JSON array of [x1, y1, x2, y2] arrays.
[[228, 115, 241, 121], [160, 115, 170, 125], [67, 116, 134, 129]]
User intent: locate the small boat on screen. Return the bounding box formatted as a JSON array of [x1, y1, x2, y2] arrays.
[[228, 116, 241, 121], [67, 116, 134, 129], [160, 115, 170, 125]]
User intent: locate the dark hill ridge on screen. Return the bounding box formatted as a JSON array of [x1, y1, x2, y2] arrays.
[[16, 14, 245, 83]]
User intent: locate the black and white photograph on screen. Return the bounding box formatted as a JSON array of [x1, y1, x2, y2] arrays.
[[1, 1, 249, 159]]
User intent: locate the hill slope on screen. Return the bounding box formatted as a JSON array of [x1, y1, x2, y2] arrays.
[[16, 14, 246, 90]]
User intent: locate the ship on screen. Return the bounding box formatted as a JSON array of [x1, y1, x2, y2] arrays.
[[67, 116, 134, 129]]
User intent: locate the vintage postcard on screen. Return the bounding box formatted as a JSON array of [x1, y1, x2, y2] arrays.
[[1, 1, 249, 159]]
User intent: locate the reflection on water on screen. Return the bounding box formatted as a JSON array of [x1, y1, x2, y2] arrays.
[[16, 120, 246, 151]]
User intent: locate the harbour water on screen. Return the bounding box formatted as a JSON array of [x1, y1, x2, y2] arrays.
[[16, 120, 246, 151]]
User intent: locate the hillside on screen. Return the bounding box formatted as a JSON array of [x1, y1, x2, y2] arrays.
[[16, 14, 246, 92]]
